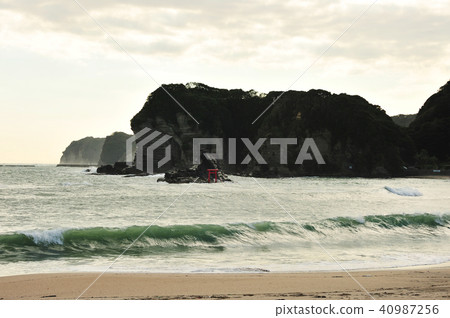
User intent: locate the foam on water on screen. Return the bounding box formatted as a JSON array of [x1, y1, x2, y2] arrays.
[[148, 173, 165, 178], [61, 181, 93, 186], [21, 229, 65, 245], [384, 186, 423, 196]]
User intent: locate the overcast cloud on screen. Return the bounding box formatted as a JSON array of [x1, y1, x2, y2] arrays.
[[2, 0, 449, 64]]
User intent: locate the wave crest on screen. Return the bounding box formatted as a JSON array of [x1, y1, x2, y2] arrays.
[[0, 213, 447, 261], [385, 186, 423, 196]]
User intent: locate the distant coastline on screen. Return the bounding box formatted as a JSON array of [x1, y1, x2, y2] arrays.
[[56, 164, 98, 167], [0, 164, 36, 167]]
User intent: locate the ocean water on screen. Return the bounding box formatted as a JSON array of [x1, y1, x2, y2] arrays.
[[0, 166, 449, 276]]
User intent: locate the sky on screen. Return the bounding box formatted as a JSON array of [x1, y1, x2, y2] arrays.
[[0, 0, 449, 164]]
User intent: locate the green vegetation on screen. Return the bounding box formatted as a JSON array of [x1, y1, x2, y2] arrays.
[[63, 80, 449, 176], [391, 114, 416, 127], [409, 81, 450, 164], [61, 81, 450, 177], [131, 83, 419, 177]]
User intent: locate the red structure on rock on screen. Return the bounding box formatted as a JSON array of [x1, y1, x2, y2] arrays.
[[207, 169, 218, 183]]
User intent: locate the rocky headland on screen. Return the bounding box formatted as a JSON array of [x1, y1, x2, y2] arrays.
[[63, 80, 450, 180], [58, 137, 105, 166]]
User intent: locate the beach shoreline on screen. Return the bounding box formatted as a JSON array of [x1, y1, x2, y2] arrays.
[[0, 266, 448, 300]]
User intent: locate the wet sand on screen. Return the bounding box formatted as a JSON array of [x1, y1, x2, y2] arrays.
[[0, 267, 449, 300]]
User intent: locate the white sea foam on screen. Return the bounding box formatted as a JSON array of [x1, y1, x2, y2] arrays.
[[246, 222, 257, 230], [61, 181, 92, 186], [22, 229, 65, 245], [384, 186, 423, 196], [148, 173, 165, 178], [353, 216, 366, 224]]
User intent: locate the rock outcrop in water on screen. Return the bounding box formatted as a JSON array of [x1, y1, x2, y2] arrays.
[[96, 161, 146, 176], [59, 137, 105, 166], [130, 83, 415, 177], [159, 153, 231, 183]]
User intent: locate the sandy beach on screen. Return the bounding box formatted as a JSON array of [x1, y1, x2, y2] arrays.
[[0, 267, 448, 300]]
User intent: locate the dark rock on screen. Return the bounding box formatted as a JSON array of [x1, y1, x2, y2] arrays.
[[113, 161, 128, 171], [161, 153, 231, 184], [122, 165, 145, 175], [96, 164, 116, 174], [96, 162, 148, 176], [130, 83, 416, 178]]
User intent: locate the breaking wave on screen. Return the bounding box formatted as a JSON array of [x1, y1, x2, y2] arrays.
[[385, 186, 423, 196], [0, 213, 448, 262]]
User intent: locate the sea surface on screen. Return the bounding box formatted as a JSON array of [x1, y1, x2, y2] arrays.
[[0, 166, 449, 276]]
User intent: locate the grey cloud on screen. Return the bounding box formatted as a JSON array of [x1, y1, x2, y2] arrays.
[[123, 39, 189, 56], [1, 0, 449, 64]]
